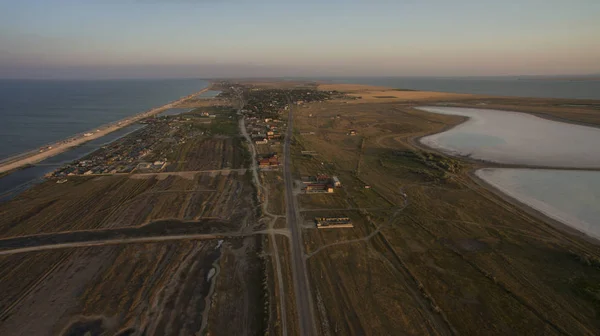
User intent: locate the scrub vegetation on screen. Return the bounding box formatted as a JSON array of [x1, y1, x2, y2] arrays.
[[291, 85, 600, 335]]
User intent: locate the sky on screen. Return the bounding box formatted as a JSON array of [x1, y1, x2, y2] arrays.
[[0, 0, 599, 79]]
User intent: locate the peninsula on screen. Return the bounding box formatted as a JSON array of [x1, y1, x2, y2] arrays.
[[0, 86, 212, 174], [0, 81, 599, 336]]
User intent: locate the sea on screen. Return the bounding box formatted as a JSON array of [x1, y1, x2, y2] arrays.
[[0, 78, 209, 200], [1, 76, 599, 203], [0, 78, 210, 160]]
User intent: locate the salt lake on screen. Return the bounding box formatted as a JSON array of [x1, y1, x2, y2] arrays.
[[418, 106, 600, 241], [418, 106, 600, 168], [476, 169, 600, 240]]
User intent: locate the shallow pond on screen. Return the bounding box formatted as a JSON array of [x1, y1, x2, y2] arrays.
[[476, 168, 600, 240], [417, 106, 600, 241], [418, 106, 600, 168]]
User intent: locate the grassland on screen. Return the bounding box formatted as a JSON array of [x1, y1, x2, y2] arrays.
[[0, 172, 254, 238], [292, 91, 600, 335], [0, 96, 269, 335], [2, 81, 600, 336], [0, 239, 266, 335]]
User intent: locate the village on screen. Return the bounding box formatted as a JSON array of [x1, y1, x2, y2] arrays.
[[240, 85, 342, 171], [234, 84, 354, 230], [50, 83, 355, 230], [49, 109, 224, 177]]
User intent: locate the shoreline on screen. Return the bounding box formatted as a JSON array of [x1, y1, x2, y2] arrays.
[[420, 103, 600, 129], [411, 106, 600, 171], [408, 105, 600, 245], [0, 86, 212, 174], [469, 169, 600, 246]]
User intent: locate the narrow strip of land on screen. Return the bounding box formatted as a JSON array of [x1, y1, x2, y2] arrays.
[[0, 87, 212, 174]]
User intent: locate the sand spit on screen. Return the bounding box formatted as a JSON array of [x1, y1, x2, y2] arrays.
[[0, 87, 211, 174]]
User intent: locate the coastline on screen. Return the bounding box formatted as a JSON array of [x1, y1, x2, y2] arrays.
[[410, 106, 600, 171], [0, 85, 211, 174], [469, 169, 600, 246], [439, 102, 600, 129], [408, 105, 600, 245]]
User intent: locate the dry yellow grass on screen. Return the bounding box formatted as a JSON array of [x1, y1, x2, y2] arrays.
[[291, 97, 600, 335], [349, 90, 477, 102], [318, 83, 393, 92], [318, 83, 477, 103]]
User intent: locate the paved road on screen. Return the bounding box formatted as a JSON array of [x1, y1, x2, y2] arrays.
[[283, 95, 317, 335]]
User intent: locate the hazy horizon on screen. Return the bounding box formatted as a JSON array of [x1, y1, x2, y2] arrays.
[[1, 0, 599, 79], [1, 73, 600, 82]]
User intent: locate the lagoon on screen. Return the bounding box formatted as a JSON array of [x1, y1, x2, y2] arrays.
[[418, 106, 600, 168], [476, 169, 600, 240], [418, 106, 600, 242]]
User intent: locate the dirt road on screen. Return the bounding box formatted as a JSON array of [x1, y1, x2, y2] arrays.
[[237, 93, 289, 335], [0, 223, 292, 256], [0, 234, 220, 256], [283, 95, 317, 335]]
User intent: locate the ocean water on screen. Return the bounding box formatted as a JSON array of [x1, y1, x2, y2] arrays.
[[0, 79, 208, 199], [476, 169, 600, 240], [417, 106, 600, 168], [0, 124, 145, 201], [323, 76, 600, 100], [0, 78, 209, 160]]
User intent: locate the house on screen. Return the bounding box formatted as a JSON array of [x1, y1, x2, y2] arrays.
[[332, 176, 341, 187], [315, 217, 353, 229], [259, 158, 270, 168], [305, 183, 334, 193]]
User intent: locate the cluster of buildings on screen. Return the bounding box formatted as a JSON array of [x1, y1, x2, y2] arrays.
[[200, 111, 217, 118], [258, 152, 281, 170], [50, 115, 198, 177], [240, 89, 290, 146], [245, 117, 284, 145], [242, 87, 341, 119], [301, 174, 341, 194], [234, 85, 348, 146]]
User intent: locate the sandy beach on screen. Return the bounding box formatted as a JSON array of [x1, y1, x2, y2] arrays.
[[0, 86, 211, 174]]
